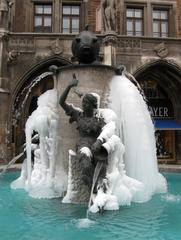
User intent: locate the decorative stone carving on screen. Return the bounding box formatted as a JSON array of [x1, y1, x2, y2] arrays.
[[103, 34, 118, 46], [9, 38, 35, 51], [8, 50, 20, 63], [154, 42, 168, 58], [0, 0, 8, 12], [118, 38, 141, 49], [0, 33, 9, 42], [101, 0, 116, 33], [50, 38, 63, 55], [35, 52, 51, 61]]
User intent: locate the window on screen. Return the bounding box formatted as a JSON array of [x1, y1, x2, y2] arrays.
[[34, 4, 52, 32], [152, 9, 168, 37], [126, 8, 144, 36], [62, 4, 80, 33]]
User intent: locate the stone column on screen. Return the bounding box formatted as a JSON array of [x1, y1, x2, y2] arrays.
[[102, 34, 118, 66], [0, 35, 10, 163], [0, 33, 9, 91], [0, 0, 8, 29], [54, 0, 60, 32]]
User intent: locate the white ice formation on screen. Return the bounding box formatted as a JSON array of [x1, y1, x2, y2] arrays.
[[108, 74, 167, 203], [88, 108, 144, 213], [11, 89, 67, 198]]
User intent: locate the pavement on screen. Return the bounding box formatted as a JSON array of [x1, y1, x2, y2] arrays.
[[158, 164, 181, 173], [0, 163, 22, 172]]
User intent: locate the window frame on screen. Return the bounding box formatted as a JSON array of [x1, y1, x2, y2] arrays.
[[61, 3, 81, 34], [34, 3, 53, 33], [125, 6, 144, 37], [152, 8, 169, 38]]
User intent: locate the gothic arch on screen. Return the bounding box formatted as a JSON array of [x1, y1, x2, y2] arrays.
[[133, 59, 181, 121], [9, 56, 72, 154], [12, 56, 72, 101]]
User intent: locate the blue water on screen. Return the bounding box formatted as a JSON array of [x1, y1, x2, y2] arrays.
[[0, 172, 181, 240]]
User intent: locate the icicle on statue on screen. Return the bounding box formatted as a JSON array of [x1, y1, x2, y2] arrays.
[[11, 88, 67, 198]]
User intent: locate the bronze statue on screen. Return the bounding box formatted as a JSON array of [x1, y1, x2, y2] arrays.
[[71, 26, 100, 64], [101, 0, 116, 32], [59, 74, 108, 190]]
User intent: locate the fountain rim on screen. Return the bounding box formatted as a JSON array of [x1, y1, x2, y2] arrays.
[[50, 64, 117, 76]]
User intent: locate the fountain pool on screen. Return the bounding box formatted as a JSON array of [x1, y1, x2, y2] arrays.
[[0, 171, 180, 240]]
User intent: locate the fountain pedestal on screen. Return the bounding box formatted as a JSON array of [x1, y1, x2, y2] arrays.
[[57, 64, 115, 170]]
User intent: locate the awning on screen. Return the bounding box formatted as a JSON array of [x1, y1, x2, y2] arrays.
[[154, 120, 181, 130]]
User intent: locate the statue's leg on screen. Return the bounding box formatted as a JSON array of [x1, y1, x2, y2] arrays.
[[105, 7, 111, 30], [111, 11, 116, 31], [63, 149, 91, 203], [77, 147, 94, 188], [93, 147, 108, 193]]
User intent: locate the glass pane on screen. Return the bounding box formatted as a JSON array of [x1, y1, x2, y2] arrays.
[[161, 11, 168, 20], [126, 9, 133, 17], [44, 16, 51, 26], [135, 9, 142, 18], [135, 31, 142, 36], [153, 21, 159, 33], [126, 20, 133, 31], [127, 32, 134, 36], [153, 32, 160, 37], [72, 18, 79, 30], [72, 6, 80, 15], [63, 6, 71, 15], [63, 28, 69, 33], [162, 33, 168, 37], [153, 10, 160, 19], [44, 5, 52, 14], [35, 5, 43, 14], [44, 26, 52, 32], [72, 28, 79, 33], [35, 16, 42, 26], [161, 22, 168, 33], [63, 17, 70, 32], [135, 20, 142, 31]]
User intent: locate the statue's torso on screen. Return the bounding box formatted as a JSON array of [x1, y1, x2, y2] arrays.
[[76, 114, 105, 138]]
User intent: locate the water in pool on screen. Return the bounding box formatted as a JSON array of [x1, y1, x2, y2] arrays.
[[0, 171, 180, 240]]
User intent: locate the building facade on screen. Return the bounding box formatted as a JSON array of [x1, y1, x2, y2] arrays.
[[1, 0, 181, 164]]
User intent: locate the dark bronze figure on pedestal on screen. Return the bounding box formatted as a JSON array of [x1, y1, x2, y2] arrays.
[[59, 75, 108, 192]]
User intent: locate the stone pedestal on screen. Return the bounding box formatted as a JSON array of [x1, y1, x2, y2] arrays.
[[103, 34, 118, 66], [56, 64, 115, 170]]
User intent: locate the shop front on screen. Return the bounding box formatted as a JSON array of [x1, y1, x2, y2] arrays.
[[139, 77, 181, 163]]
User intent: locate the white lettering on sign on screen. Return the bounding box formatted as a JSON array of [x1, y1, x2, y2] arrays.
[[149, 107, 169, 117]]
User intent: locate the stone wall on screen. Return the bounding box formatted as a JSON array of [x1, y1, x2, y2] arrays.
[[12, 0, 181, 37]]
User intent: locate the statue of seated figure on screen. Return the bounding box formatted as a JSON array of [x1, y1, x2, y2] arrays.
[[59, 75, 120, 203]]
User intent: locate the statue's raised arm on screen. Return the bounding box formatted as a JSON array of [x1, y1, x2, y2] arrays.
[[59, 74, 78, 112]]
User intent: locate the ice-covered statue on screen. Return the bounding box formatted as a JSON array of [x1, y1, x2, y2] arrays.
[[59, 73, 144, 213], [11, 89, 67, 198]]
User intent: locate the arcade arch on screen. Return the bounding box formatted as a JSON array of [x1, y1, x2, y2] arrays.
[[134, 60, 181, 163]]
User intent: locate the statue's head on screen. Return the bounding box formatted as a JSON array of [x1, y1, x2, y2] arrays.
[[115, 65, 126, 75], [82, 93, 100, 111], [71, 26, 100, 64]]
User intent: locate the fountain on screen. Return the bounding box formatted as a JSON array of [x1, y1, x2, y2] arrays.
[[10, 28, 167, 213]]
